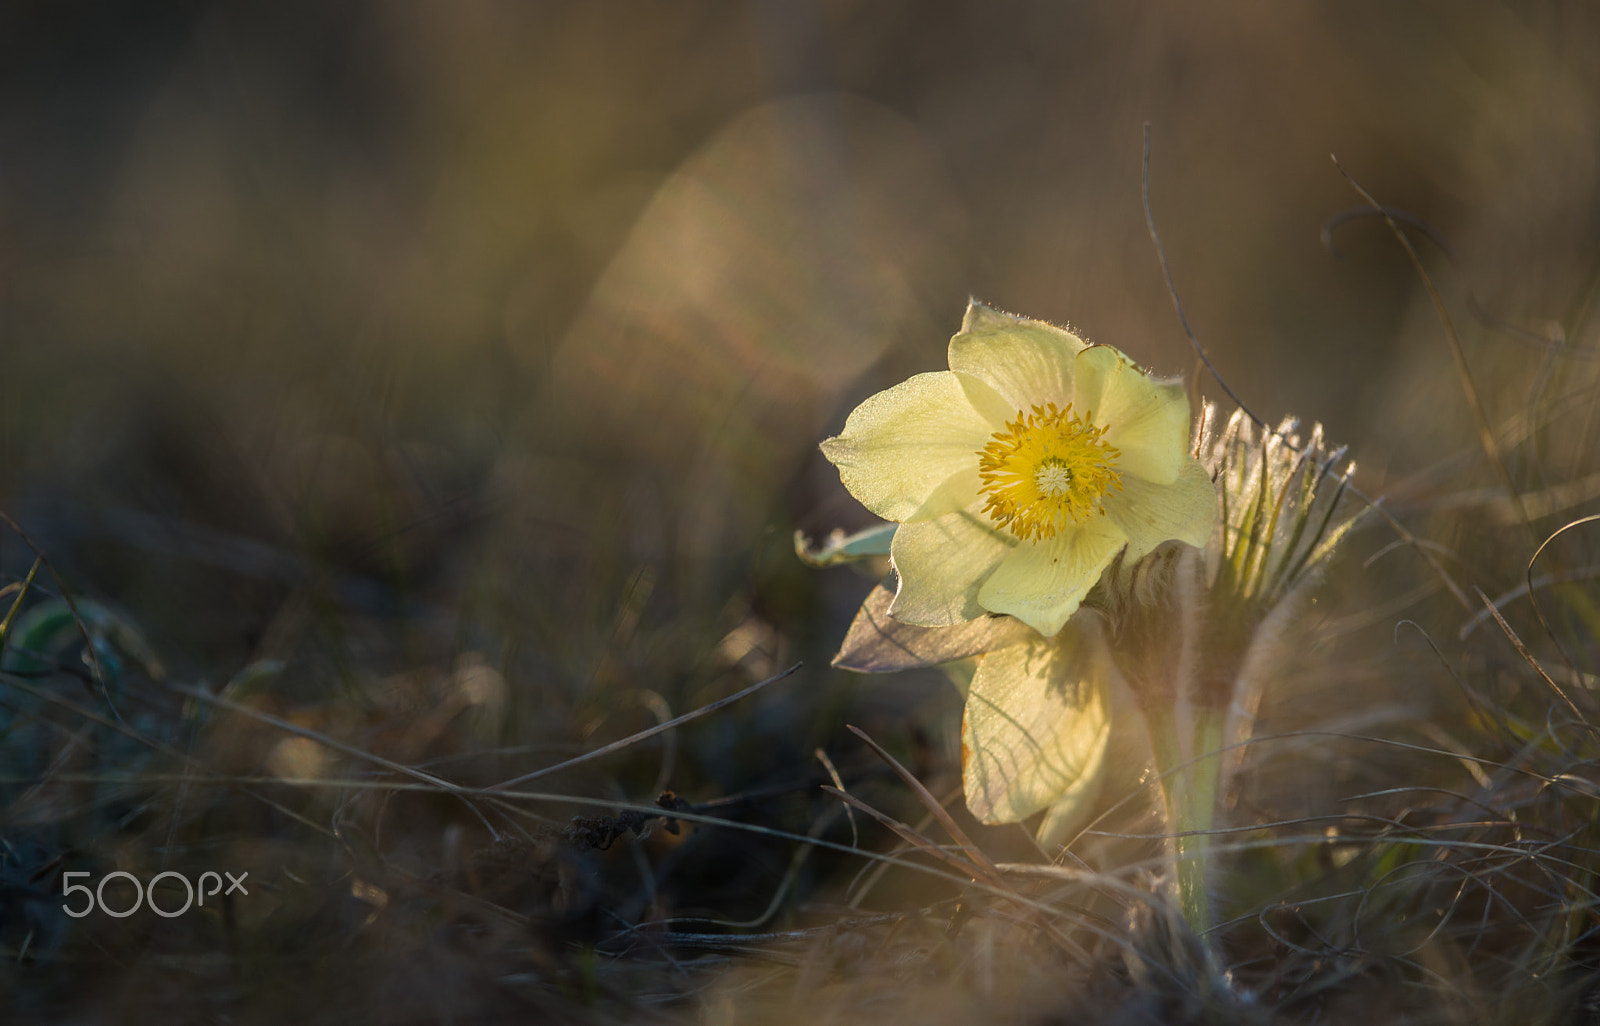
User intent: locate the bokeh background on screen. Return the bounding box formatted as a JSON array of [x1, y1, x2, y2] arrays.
[[3, 1, 1600, 1019], [6, 1, 1598, 655]]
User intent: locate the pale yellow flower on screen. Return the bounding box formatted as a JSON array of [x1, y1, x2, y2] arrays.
[[961, 619, 1118, 840], [821, 301, 1217, 637]]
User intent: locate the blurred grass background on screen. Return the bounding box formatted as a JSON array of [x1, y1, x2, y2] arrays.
[[5, 0, 1597, 638], [3, 1, 1600, 1022]]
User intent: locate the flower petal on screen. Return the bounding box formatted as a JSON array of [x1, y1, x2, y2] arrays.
[[820, 371, 997, 522], [949, 302, 1089, 412], [962, 626, 1113, 824], [976, 518, 1126, 637], [1103, 457, 1219, 562], [889, 506, 1014, 626], [1073, 345, 1190, 485]]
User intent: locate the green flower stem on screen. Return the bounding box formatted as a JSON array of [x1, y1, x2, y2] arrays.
[[1144, 705, 1225, 937]]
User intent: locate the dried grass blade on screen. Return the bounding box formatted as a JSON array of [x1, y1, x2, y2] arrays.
[[0, 511, 114, 708], [1474, 587, 1592, 723], [0, 556, 41, 650], [845, 724, 1000, 881], [495, 662, 800, 789], [1331, 157, 1533, 535], [820, 785, 995, 884]]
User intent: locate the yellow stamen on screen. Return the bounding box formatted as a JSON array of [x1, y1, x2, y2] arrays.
[[977, 403, 1121, 541]]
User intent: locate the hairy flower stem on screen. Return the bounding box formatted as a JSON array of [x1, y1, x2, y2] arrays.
[[1144, 704, 1225, 938]]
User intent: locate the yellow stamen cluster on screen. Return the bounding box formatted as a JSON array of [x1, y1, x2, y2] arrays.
[[977, 403, 1122, 541]]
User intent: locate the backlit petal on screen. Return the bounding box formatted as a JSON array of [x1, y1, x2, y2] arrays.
[[1103, 458, 1219, 562], [962, 626, 1113, 824], [1073, 345, 1189, 485], [888, 505, 1015, 626], [949, 302, 1089, 412], [976, 517, 1126, 636], [820, 371, 996, 522]]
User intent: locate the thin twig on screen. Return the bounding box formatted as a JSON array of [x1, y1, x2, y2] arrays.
[[815, 746, 858, 848], [1142, 123, 1261, 423], [1323, 206, 1594, 361], [493, 662, 800, 789], [821, 786, 997, 884], [0, 672, 335, 838], [165, 678, 506, 838], [845, 724, 999, 880], [1140, 129, 1473, 612], [1524, 514, 1600, 689], [1330, 156, 1534, 535], [1472, 586, 1591, 724], [1458, 562, 1600, 639]]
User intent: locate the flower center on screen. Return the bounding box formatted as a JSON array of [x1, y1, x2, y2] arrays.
[[976, 403, 1122, 541]]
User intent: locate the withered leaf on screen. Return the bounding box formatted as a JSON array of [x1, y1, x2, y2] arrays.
[[833, 579, 1037, 672]]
